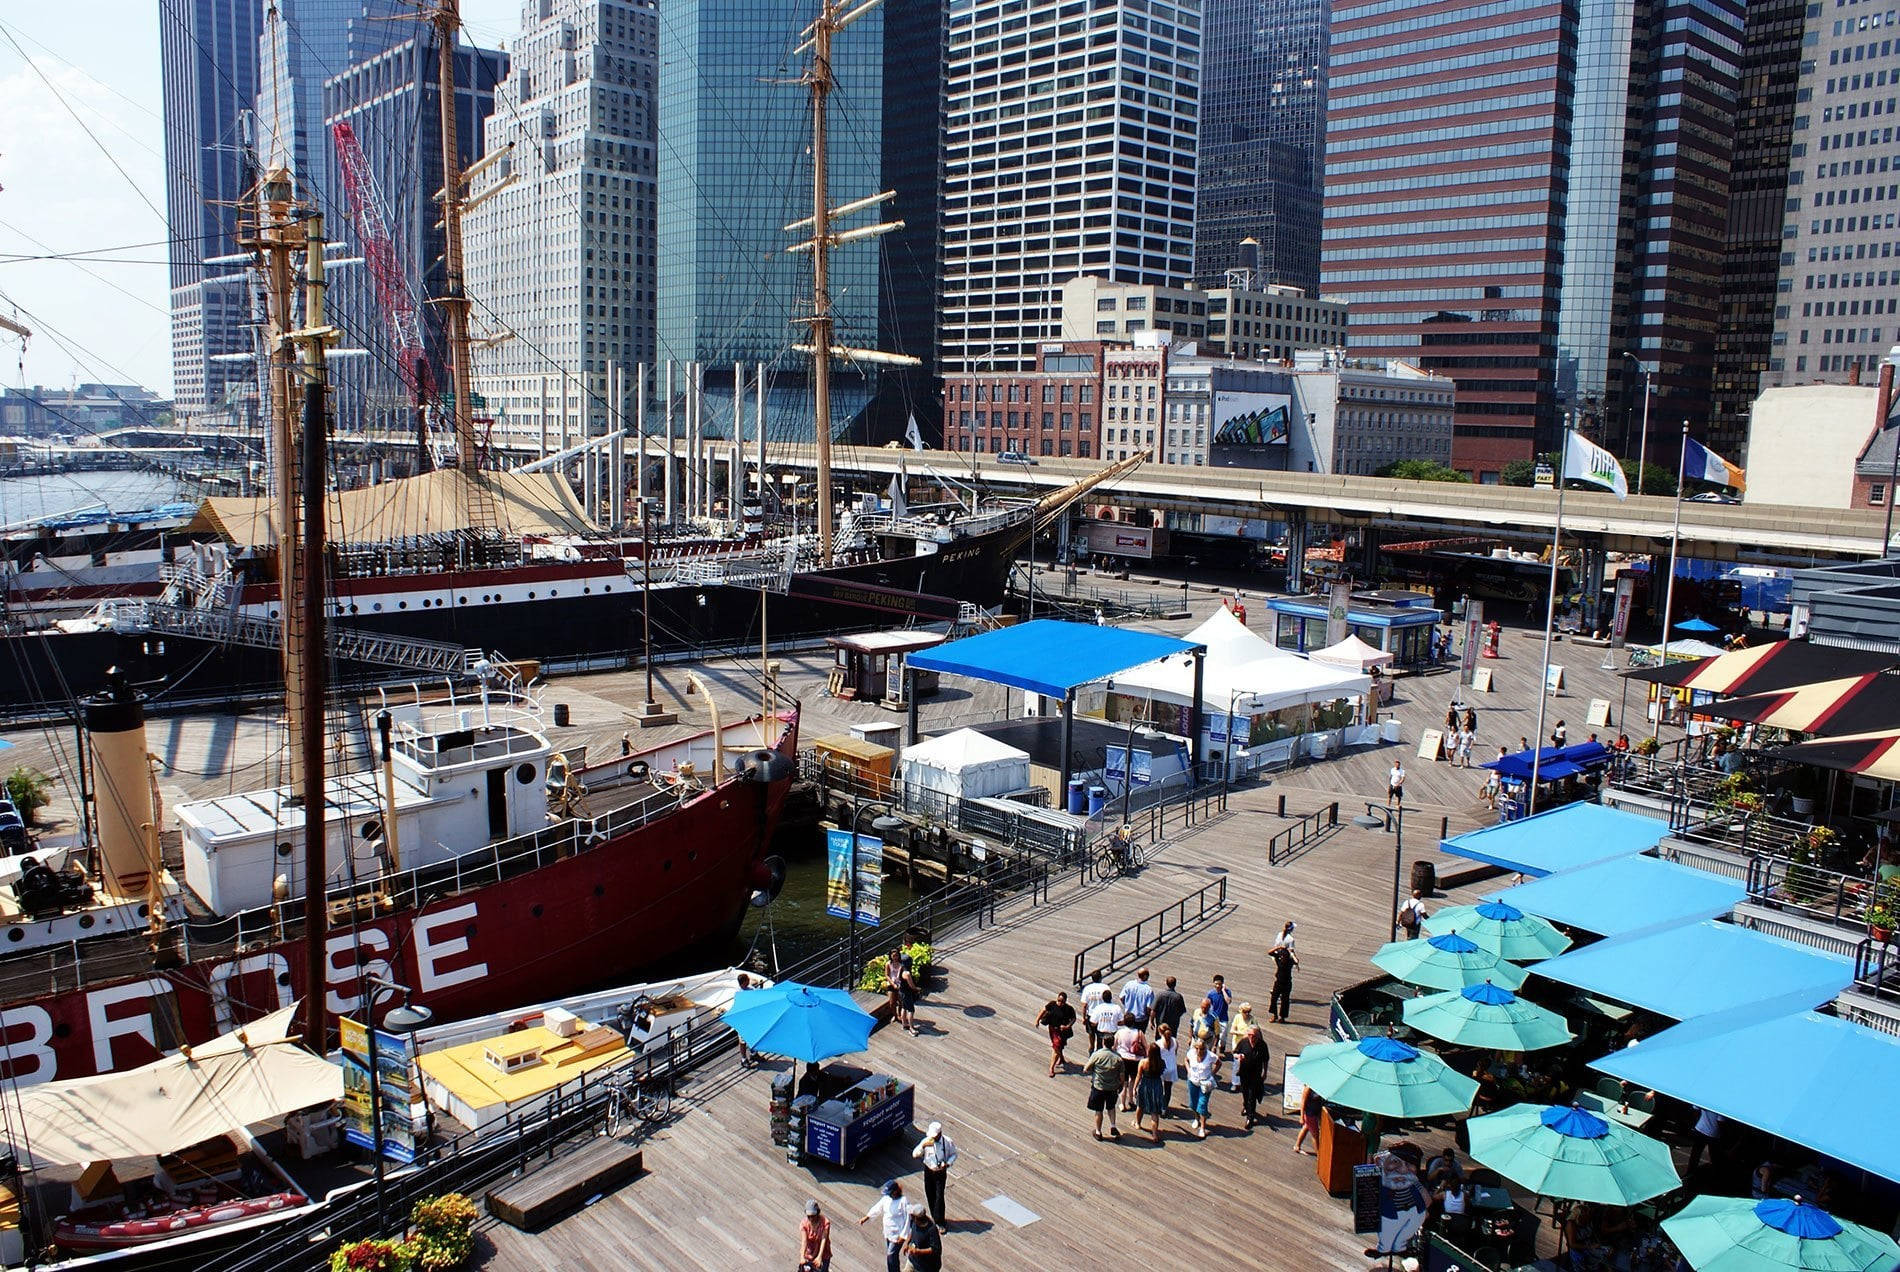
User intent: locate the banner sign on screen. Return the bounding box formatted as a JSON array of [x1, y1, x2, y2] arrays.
[[340, 1017, 425, 1164], [1460, 599, 1484, 686], [1106, 746, 1153, 787], [1325, 580, 1353, 649], [1610, 574, 1635, 648], [825, 829, 882, 927]]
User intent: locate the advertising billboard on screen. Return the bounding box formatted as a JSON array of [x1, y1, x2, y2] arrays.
[[1210, 391, 1294, 470]]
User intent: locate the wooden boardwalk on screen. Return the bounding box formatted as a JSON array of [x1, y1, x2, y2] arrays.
[[477, 776, 1504, 1272]]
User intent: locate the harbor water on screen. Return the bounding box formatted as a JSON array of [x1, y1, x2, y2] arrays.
[[0, 471, 190, 528], [736, 824, 921, 978]]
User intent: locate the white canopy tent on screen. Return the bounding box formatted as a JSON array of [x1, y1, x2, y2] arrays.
[[1310, 633, 1394, 672], [1112, 608, 1372, 715], [901, 728, 1032, 802]]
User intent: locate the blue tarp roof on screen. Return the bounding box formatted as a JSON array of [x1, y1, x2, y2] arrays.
[[1528, 919, 1854, 1021], [1593, 1006, 1900, 1184], [1438, 802, 1666, 877], [1483, 742, 1613, 781], [904, 619, 1199, 701], [1492, 855, 1746, 938]]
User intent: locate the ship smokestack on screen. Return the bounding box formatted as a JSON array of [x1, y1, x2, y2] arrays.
[[84, 669, 159, 896]]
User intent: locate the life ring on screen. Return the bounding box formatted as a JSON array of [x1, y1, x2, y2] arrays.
[[626, 759, 650, 782]]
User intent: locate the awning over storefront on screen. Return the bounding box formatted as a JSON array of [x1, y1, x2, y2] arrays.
[[1623, 639, 1897, 694], [1528, 920, 1854, 1021], [1438, 803, 1667, 878], [1767, 728, 1900, 782], [1698, 671, 1900, 735], [1491, 855, 1745, 939]]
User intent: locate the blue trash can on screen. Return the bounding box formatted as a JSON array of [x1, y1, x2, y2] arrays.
[[1067, 778, 1087, 815], [1087, 785, 1107, 818]]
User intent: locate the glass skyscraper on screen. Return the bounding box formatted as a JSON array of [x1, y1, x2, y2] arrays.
[[1194, 0, 1326, 293], [257, 0, 409, 218]]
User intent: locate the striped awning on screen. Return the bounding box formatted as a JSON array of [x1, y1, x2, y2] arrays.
[[1767, 728, 1900, 781], [1624, 640, 1896, 694], [1699, 671, 1900, 736]]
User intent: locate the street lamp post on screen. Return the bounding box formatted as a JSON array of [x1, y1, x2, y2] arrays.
[[1352, 802, 1407, 942], [360, 976, 433, 1233], [1622, 352, 1653, 493], [845, 797, 903, 987]]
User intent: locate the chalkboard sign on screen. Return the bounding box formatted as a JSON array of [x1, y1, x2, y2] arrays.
[[1282, 1051, 1308, 1114], [1352, 1163, 1381, 1233], [1417, 729, 1444, 761]]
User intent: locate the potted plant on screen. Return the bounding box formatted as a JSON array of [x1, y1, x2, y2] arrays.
[[407, 1194, 477, 1271], [1634, 736, 1660, 758], [3, 767, 51, 824], [330, 1239, 410, 1272], [1806, 825, 1840, 863], [1868, 901, 1895, 945]]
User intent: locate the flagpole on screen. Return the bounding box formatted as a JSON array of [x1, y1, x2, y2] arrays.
[[1527, 419, 1573, 818], [1652, 420, 1689, 741]]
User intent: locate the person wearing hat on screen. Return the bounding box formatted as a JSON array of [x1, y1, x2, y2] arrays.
[[911, 1120, 957, 1226], [797, 1199, 832, 1272], [859, 1179, 911, 1272], [903, 1200, 942, 1271]]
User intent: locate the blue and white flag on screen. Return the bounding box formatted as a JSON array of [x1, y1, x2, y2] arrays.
[[1683, 437, 1745, 491], [1561, 432, 1629, 500]]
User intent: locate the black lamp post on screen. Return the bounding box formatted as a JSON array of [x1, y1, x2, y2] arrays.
[[846, 797, 904, 986], [362, 976, 432, 1233], [1352, 802, 1406, 942]]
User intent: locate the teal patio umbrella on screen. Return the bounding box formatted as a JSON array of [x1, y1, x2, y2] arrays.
[[1289, 1036, 1479, 1120], [1371, 931, 1529, 992], [1401, 981, 1574, 1052], [1662, 1195, 1900, 1271], [1467, 1103, 1680, 1206], [722, 982, 875, 1063], [1423, 900, 1572, 962]]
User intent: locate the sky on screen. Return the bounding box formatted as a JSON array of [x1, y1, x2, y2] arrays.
[[0, 2, 520, 399]]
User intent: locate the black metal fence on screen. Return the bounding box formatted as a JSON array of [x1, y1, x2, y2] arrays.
[[1070, 877, 1231, 988], [1267, 801, 1340, 865]]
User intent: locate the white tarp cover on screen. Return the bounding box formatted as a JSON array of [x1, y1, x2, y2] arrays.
[[195, 468, 595, 550], [901, 728, 1031, 800], [1114, 608, 1371, 715], [13, 1006, 341, 1168], [1310, 634, 1394, 671]]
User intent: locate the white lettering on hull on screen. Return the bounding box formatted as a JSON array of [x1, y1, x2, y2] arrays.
[[0, 1007, 55, 1085], [89, 977, 174, 1075], [209, 953, 292, 1032], [414, 903, 488, 993], [325, 928, 393, 1017]]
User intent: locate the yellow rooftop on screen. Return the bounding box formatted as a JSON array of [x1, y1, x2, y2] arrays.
[[418, 1025, 628, 1114]]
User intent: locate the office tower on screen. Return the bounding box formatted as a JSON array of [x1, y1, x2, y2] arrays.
[[1765, 6, 1900, 391], [160, 0, 264, 416], [1709, 0, 1805, 458], [1555, 0, 1744, 464], [939, 0, 1203, 375], [1322, 0, 1574, 478], [656, 0, 883, 442], [1193, 0, 1326, 294], [257, 0, 408, 211], [465, 0, 659, 439], [323, 38, 507, 437], [874, 0, 949, 442]]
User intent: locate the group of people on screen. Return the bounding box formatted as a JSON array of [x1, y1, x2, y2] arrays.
[[1044, 925, 1304, 1147], [800, 1120, 959, 1272], [1441, 703, 1481, 768]]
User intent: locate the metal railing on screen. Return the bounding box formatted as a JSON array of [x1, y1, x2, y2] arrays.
[[1268, 801, 1340, 865], [1853, 938, 1900, 1003], [1744, 853, 1884, 934], [1070, 876, 1230, 988]]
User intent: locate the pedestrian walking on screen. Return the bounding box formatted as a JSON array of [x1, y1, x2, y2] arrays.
[[897, 959, 920, 1037], [1275, 919, 1297, 955], [735, 972, 754, 1066], [1120, 965, 1156, 1029], [1388, 760, 1406, 807], [1191, 997, 1217, 1054], [1398, 889, 1429, 942], [1087, 986, 1124, 1056], [1462, 705, 1477, 736], [1133, 1036, 1167, 1143], [1294, 1085, 1323, 1155], [1152, 975, 1188, 1039], [1036, 991, 1077, 1076], [1084, 1039, 1123, 1141], [903, 1203, 942, 1272], [1227, 1001, 1261, 1059], [911, 1121, 957, 1225], [1267, 941, 1297, 1023], [799, 1199, 833, 1272], [1155, 1022, 1179, 1109], [1234, 1026, 1269, 1127], [1113, 1013, 1148, 1111], [1444, 704, 1459, 735], [1183, 1034, 1220, 1139], [1206, 975, 1233, 1053], [1455, 728, 1474, 768], [1551, 720, 1568, 747], [860, 1180, 912, 1272]]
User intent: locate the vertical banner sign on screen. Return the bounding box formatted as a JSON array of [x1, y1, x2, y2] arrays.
[[339, 1016, 423, 1164], [1325, 579, 1353, 648], [1610, 574, 1635, 648], [825, 829, 882, 927], [1460, 599, 1485, 686]]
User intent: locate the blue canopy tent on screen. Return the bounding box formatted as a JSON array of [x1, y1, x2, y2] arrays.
[[903, 619, 1204, 797], [1491, 855, 1746, 938], [1593, 1004, 1900, 1185], [1438, 803, 1667, 878], [1528, 919, 1854, 1021], [1483, 741, 1614, 782]]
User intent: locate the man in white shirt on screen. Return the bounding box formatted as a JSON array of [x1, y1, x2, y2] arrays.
[[1088, 993, 1124, 1053], [859, 1180, 912, 1272], [1079, 971, 1110, 1048], [1120, 966, 1156, 1029], [910, 1122, 958, 1225], [1398, 890, 1428, 941], [1388, 761, 1406, 808]]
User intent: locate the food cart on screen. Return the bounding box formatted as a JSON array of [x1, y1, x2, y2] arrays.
[[794, 1066, 916, 1169]]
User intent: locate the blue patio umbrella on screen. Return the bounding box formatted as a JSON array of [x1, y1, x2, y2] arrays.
[[1401, 981, 1574, 1052], [1371, 931, 1529, 992], [721, 982, 875, 1063], [1423, 900, 1572, 962], [1662, 1195, 1900, 1271], [1676, 617, 1721, 633], [1289, 1036, 1479, 1120], [1467, 1103, 1680, 1206]]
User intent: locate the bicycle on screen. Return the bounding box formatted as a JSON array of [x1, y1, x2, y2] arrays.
[[1091, 834, 1141, 880], [604, 1072, 672, 1136]]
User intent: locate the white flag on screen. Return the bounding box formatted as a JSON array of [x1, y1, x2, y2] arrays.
[[1561, 432, 1628, 500], [904, 413, 925, 451]]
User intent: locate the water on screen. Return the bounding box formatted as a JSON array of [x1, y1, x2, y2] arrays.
[[0, 471, 190, 529], [737, 824, 921, 979]]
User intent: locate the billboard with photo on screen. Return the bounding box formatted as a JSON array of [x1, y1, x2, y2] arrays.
[[1210, 391, 1293, 470]]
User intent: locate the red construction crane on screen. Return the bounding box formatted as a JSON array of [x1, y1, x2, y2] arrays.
[[331, 120, 436, 466]]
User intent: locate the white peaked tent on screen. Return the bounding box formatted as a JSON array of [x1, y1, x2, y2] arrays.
[[901, 728, 1032, 801], [1311, 633, 1394, 672], [1112, 608, 1372, 715]]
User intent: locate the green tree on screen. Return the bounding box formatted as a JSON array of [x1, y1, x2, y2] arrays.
[[1375, 459, 1471, 483], [1620, 458, 1675, 496], [1499, 459, 1537, 487], [4, 768, 51, 824]]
